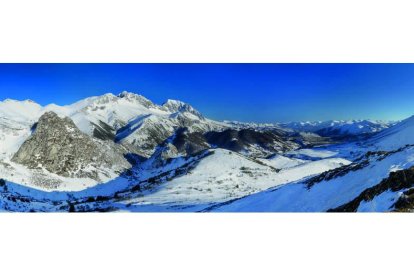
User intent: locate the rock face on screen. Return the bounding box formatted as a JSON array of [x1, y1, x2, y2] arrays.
[[169, 128, 210, 156], [11, 112, 130, 181]]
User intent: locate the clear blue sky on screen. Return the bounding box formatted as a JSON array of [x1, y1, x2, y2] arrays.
[[0, 64, 413, 123]]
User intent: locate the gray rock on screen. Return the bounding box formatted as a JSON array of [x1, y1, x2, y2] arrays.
[[12, 112, 130, 181]]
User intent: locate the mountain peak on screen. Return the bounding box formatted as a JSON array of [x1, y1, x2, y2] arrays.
[[162, 99, 204, 119], [38, 111, 72, 124], [163, 99, 186, 106], [118, 91, 136, 98], [0, 98, 43, 122], [117, 91, 156, 108], [118, 91, 146, 101], [1, 98, 40, 107], [2, 98, 36, 104]]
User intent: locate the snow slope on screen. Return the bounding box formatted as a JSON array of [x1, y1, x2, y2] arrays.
[[285, 148, 338, 160], [124, 148, 350, 207], [369, 115, 414, 151], [257, 155, 308, 169], [0, 99, 43, 123], [210, 145, 414, 212], [0, 118, 33, 159]]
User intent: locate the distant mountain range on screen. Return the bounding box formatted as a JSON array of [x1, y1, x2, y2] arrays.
[[0, 92, 412, 212], [280, 120, 395, 139]]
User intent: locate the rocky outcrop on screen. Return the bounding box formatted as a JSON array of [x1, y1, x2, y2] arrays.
[[328, 166, 414, 212], [12, 112, 130, 181]]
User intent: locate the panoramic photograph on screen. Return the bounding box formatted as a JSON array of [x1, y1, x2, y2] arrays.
[[4, 1, 413, 275], [1, 63, 413, 212]]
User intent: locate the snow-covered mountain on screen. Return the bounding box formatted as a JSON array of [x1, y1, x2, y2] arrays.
[[0, 92, 222, 156], [0, 92, 301, 192], [280, 119, 393, 139], [0, 91, 413, 212]]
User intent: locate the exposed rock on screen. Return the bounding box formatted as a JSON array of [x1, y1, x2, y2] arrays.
[[146, 128, 210, 167], [393, 188, 414, 212], [91, 120, 116, 141], [163, 99, 205, 120], [328, 166, 414, 212], [0, 179, 5, 188], [118, 91, 158, 109], [116, 115, 177, 158], [170, 128, 210, 156], [205, 128, 299, 157], [304, 149, 410, 189], [12, 112, 130, 181]]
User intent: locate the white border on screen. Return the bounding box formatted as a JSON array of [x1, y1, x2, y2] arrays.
[[1, 0, 414, 62], [0, 214, 412, 276]]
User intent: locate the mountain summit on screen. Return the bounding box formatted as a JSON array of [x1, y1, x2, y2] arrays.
[[162, 99, 205, 120]]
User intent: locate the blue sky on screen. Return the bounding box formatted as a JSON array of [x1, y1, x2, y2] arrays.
[[0, 64, 413, 123]]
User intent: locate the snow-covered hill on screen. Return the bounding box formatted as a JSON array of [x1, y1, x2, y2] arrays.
[[207, 144, 414, 212], [123, 148, 349, 207], [368, 115, 414, 151]]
